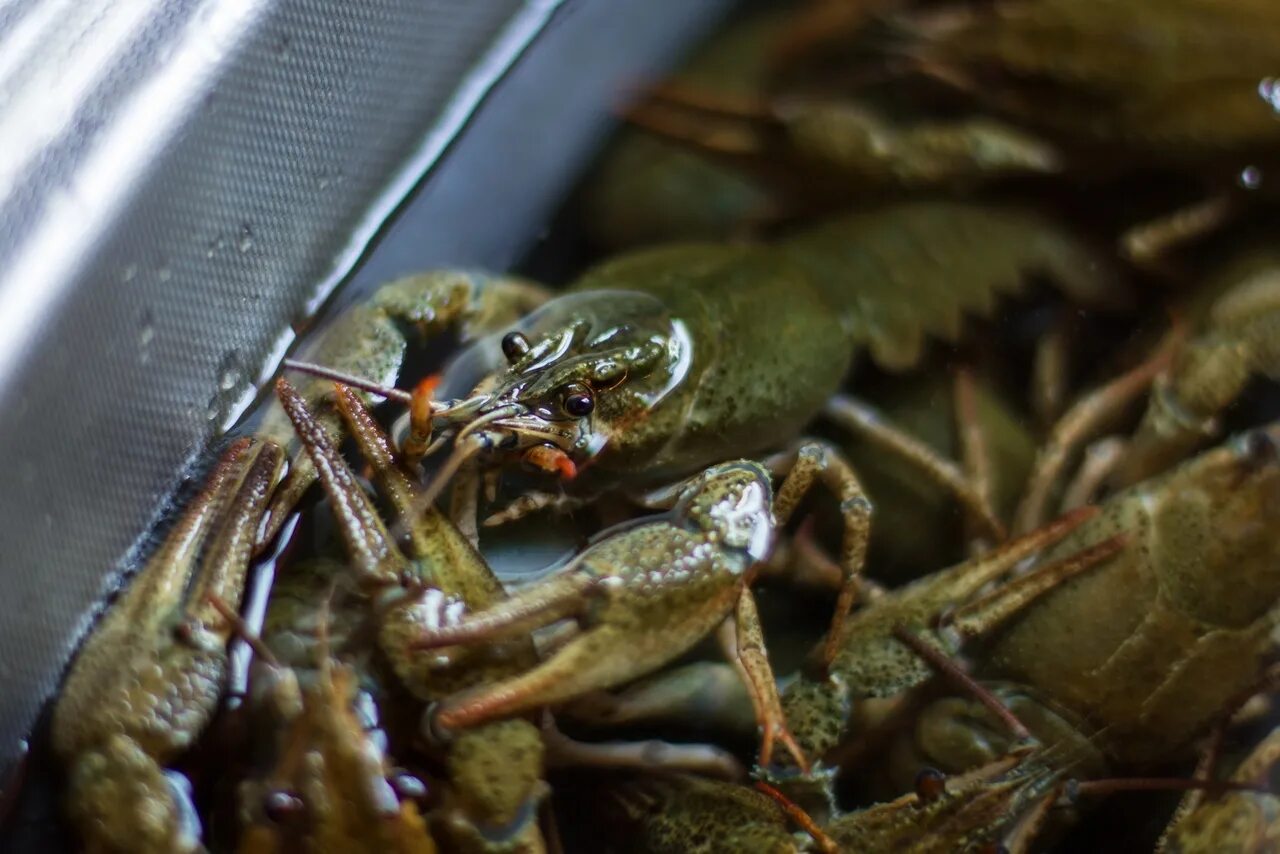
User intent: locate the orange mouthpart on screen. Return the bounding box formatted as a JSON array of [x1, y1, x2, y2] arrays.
[[523, 445, 578, 480], [410, 374, 442, 422]]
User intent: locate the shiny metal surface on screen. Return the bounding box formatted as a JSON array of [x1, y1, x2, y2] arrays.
[[0, 0, 731, 790]]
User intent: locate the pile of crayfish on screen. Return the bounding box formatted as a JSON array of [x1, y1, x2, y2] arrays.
[[22, 0, 1280, 851]]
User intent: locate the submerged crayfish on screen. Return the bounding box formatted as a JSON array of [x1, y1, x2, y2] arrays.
[[45, 193, 1119, 849], [34, 4, 1280, 852]]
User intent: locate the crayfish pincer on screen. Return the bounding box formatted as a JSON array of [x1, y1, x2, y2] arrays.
[[274, 378, 549, 854], [414, 458, 809, 771], [1117, 242, 1280, 486], [51, 438, 283, 853]]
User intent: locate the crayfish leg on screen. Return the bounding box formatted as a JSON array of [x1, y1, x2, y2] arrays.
[[1031, 317, 1073, 429], [1120, 193, 1236, 271], [559, 662, 755, 736], [929, 505, 1099, 611], [766, 438, 871, 668], [891, 626, 1030, 742], [482, 490, 586, 528], [719, 589, 810, 773], [623, 82, 775, 165], [1014, 334, 1179, 534], [753, 781, 840, 854], [954, 367, 998, 553], [824, 394, 1006, 542], [1059, 437, 1128, 511]]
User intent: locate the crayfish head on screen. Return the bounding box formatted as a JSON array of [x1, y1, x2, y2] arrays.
[[425, 290, 691, 487]]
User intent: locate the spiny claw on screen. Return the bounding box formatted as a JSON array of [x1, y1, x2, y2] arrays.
[[275, 377, 407, 588], [276, 378, 549, 850], [52, 436, 283, 853], [428, 462, 785, 742]]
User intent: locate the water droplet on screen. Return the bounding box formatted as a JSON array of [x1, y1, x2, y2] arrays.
[[217, 351, 242, 392], [206, 234, 228, 258], [138, 309, 155, 363], [316, 168, 344, 191], [237, 223, 254, 253], [207, 351, 246, 424], [1240, 165, 1264, 191], [1259, 78, 1280, 114], [121, 264, 139, 282], [157, 265, 172, 282]]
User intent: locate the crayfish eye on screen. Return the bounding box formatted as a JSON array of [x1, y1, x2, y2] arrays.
[[501, 331, 531, 363], [914, 767, 947, 803], [562, 383, 594, 417], [262, 789, 305, 823]]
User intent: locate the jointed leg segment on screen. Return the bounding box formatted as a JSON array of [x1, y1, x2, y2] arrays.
[[767, 438, 872, 668]]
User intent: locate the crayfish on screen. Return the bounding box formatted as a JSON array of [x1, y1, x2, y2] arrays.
[[28, 3, 1280, 851]]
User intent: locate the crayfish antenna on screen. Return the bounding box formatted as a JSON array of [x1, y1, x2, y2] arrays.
[[891, 626, 1030, 742], [282, 358, 413, 404], [407, 432, 488, 520], [281, 357, 468, 419]]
